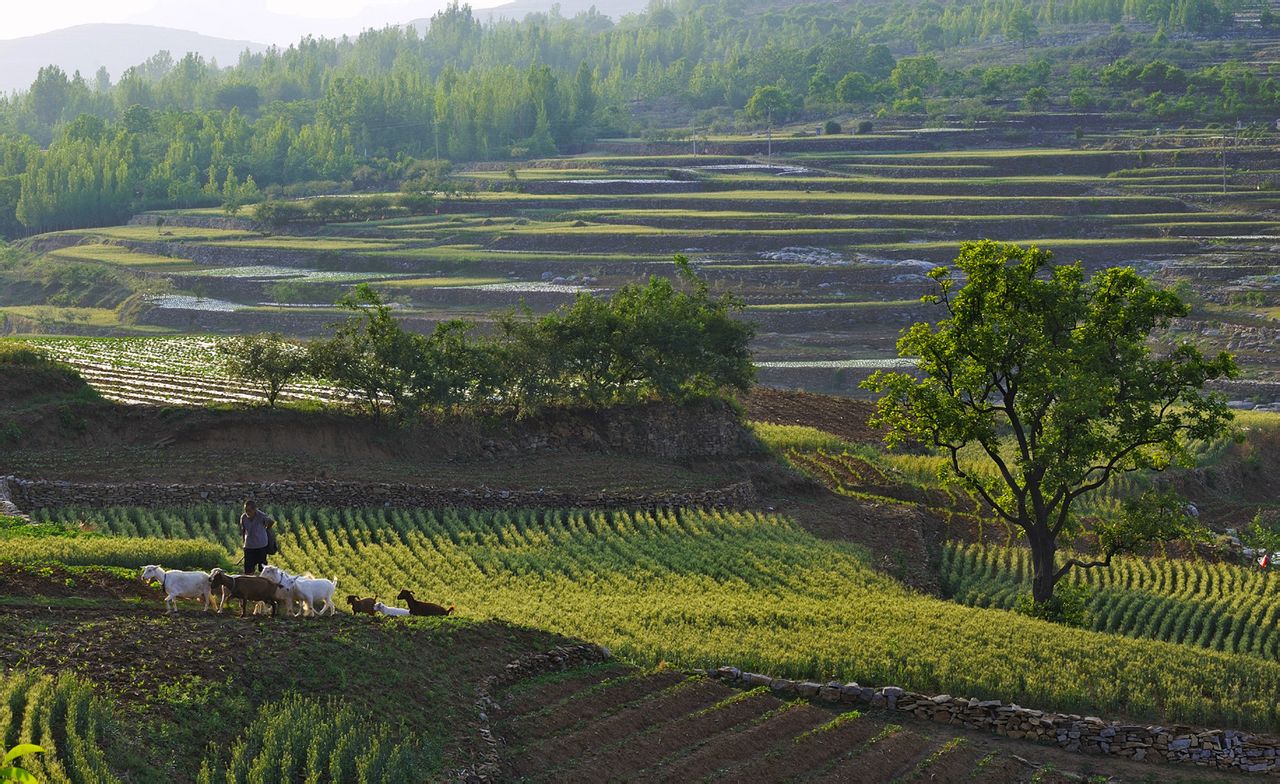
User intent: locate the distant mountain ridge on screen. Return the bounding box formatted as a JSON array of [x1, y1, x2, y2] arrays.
[[0, 24, 266, 96], [474, 0, 651, 19]]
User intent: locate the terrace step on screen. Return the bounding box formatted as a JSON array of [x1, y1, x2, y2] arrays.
[[506, 669, 688, 745], [552, 687, 783, 782], [704, 708, 880, 781], [512, 677, 734, 779], [491, 662, 1142, 783], [806, 726, 937, 783]]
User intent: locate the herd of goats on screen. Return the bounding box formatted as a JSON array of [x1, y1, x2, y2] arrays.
[[139, 564, 455, 618]]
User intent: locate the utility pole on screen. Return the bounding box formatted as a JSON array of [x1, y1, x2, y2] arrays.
[[767, 110, 772, 159]]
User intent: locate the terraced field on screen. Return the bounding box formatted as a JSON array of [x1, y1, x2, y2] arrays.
[[24, 336, 348, 407], [492, 665, 1076, 783], [29, 504, 1280, 733], [21, 128, 1279, 399], [941, 542, 1280, 658]]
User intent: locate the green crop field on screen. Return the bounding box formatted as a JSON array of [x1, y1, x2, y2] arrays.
[[21, 504, 1280, 734], [47, 244, 192, 267], [941, 543, 1280, 658], [0, 672, 118, 784]]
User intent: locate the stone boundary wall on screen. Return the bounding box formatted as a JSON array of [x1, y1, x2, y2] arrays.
[[0, 478, 29, 520], [460, 643, 610, 783], [707, 667, 1280, 775], [5, 477, 759, 515]]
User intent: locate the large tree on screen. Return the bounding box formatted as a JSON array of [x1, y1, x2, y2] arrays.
[[864, 241, 1236, 606]]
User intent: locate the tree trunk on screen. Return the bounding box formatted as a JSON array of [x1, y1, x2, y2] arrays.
[[1029, 530, 1058, 605]]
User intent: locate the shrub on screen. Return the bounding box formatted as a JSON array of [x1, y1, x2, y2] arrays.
[[856, 120, 873, 134], [216, 333, 309, 408]]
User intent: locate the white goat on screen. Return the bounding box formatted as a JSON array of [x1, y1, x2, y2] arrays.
[[140, 565, 216, 614], [373, 601, 410, 617], [260, 565, 338, 617]]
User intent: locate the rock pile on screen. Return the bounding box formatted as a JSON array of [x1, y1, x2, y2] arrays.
[[6, 476, 759, 515], [708, 667, 1280, 774]]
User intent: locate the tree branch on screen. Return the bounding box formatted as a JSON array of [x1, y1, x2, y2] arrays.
[[1055, 552, 1114, 582]]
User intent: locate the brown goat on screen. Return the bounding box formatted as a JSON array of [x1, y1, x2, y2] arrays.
[[347, 595, 379, 615], [396, 589, 454, 617], [210, 568, 280, 618]]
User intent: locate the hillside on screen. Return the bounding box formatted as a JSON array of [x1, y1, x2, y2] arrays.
[[8, 128, 1279, 404], [3, 349, 1280, 779]]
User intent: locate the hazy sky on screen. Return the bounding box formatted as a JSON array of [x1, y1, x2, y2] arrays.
[[2, 0, 513, 44]]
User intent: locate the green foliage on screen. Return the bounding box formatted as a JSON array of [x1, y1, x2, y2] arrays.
[[1014, 582, 1090, 627], [2, 744, 44, 784], [216, 333, 308, 408], [836, 73, 873, 104], [253, 192, 443, 231], [196, 695, 426, 784], [42, 503, 1280, 732], [744, 85, 795, 123], [0, 672, 117, 783], [1243, 509, 1280, 559], [307, 261, 752, 419], [864, 241, 1237, 604], [1094, 488, 1210, 558], [1, 533, 227, 571], [306, 284, 425, 419], [0, 1, 1266, 235], [942, 541, 1280, 657], [749, 422, 859, 454]]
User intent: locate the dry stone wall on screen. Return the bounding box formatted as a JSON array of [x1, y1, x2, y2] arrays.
[[708, 667, 1280, 775], [461, 643, 610, 783], [6, 476, 759, 514], [0, 477, 29, 520]]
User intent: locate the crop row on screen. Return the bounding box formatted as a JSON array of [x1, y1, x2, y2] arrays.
[[941, 542, 1280, 658], [197, 695, 424, 784], [36, 504, 1280, 732], [26, 337, 348, 407], [0, 672, 117, 784], [5, 521, 228, 570]]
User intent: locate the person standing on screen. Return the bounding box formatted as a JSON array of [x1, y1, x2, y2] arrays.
[[240, 500, 275, 575]]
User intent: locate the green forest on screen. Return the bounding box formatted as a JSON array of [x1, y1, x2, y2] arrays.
[[0, 0, 1276, 236]]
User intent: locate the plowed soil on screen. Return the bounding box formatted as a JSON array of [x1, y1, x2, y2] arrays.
[[493, 663, 1249, 783], [743, 387, 884, 444], [555, 690, 783, 782], [0, 562, 160, 601]]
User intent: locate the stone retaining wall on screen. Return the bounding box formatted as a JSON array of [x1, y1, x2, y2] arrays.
[[461, 643, 610, 782], [708, 667, 1280, 775], [0, 478, 29, 520], [5, 477, 759, 514]]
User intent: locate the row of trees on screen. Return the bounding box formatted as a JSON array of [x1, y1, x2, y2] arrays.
[[217, 258, 754, 418]]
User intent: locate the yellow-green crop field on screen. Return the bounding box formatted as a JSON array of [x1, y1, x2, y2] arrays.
[[942, 542, 1280, 658], [47, 243, 192, 267], [24, 504, 1280, 733]]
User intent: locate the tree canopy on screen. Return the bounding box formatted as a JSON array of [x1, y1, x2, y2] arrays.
[[864, 240, 1237, 607], [229, 257, 754, 420]]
